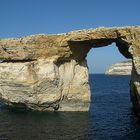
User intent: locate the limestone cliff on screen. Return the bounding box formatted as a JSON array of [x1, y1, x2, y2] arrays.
[[0, 59, 90, 111], [0, 26, 140, 113], [105, 60, 132, 75]]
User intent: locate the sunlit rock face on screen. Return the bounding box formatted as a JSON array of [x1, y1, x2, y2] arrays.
[[0, 26, 140, 112], [0, 59, 90, 111], [105, 60, 132, 75]]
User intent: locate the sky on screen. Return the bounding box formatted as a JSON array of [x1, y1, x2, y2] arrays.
[[0, 0, 139, 73]]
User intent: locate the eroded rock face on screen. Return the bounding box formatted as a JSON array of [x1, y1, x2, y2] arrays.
[[0, 26, 140, 112], [105, 60, 132, 75], [0, 59, 90, 111]]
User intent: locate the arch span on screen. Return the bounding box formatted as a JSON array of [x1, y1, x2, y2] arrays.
[[0, 26, 140, 114]]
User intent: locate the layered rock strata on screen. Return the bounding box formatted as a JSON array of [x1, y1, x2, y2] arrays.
[[0, 26, 140, 113], [105, 60, 132, 75], [0, 59, 90, 111]]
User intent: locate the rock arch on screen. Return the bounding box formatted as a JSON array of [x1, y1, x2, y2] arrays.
[[0, 26, 140, 113]]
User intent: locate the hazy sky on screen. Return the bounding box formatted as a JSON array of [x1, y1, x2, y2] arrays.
[[0, 0, 139, 73]]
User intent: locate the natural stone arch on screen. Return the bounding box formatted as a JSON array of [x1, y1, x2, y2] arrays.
[[0, 26, 140, 114]]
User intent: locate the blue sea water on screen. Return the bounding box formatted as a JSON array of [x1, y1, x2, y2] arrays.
[[0, 74, 140, 140]]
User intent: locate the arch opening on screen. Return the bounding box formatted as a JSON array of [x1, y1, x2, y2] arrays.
[[86, 43, 132, 122], [86, 43, 130, 74]]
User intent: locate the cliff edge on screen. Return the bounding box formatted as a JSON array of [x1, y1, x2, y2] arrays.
[[105, 60, 132, 75]]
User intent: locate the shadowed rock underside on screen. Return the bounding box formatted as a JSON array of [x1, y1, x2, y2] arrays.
[[0, 26, 140, 113]]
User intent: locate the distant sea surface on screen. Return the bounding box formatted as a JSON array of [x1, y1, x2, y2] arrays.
[[1, 74, 140, 140]]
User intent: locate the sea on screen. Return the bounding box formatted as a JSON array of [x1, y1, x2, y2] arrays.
[[0, 74, 140, 140]]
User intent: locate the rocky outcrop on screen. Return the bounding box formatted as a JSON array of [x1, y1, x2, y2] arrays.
[[105, 60, 132, 75], [0, 26, 140, 113], [0, 59, 90, 111]]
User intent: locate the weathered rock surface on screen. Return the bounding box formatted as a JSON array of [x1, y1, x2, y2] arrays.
[[105, 60, 132, 75], [0, 59, 90, 111], [0, 26, 140, 113]]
